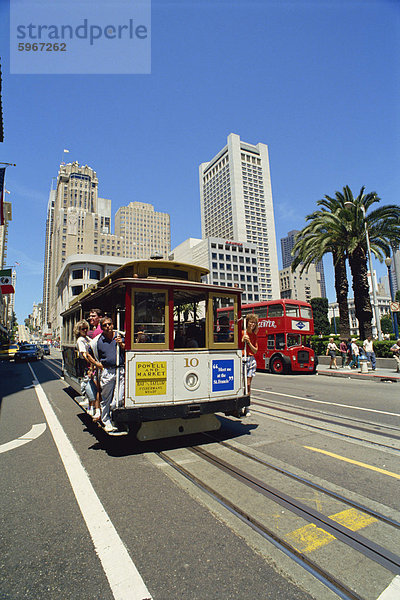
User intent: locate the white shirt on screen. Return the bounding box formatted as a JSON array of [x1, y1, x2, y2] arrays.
[[76, 335, 91, 357], [363, 339, 374, 353]]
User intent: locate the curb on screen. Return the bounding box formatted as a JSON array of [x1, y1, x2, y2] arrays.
[[317, 369, 400, 383]]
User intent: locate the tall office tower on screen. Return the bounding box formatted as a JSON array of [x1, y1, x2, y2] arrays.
[[0, 201, 11, 269], [115, 201, 170, 260], [280, 229, 327, 298], [43, 161, 124, 336], [199, 133, 280, 300], [42, 188, 55, 334]]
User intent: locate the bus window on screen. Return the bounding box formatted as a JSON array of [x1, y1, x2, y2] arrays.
[[286, 304, 299, 317], [133, 291, 167, 345], [300, 306, 312, 319], [243, 307, 265, 320], [276, 333, 285, 349], [267, 335, 275, 350], [268, 304, 284, 317], [287, 333, 301, 347]]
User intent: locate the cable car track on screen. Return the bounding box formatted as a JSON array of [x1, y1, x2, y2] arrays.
[[252, 395, 400, 435], [157, 444, 400, 600], [201, 434, 400, 529], [250, 400, 400, 452]]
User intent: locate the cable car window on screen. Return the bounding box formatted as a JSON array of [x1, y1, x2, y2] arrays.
[[174, 292, 206, 348], [212, 295, 236, 344], [148, 267, 189, 280], [134, 291, 166, 344]]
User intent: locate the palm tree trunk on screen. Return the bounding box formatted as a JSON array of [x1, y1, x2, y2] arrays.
[[348, 246, 373, 339], [333, 252, 350, 339]]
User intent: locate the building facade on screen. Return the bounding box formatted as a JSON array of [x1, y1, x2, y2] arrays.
[[55, 254, 127, 334], [0, 200, 11, 269], [280, 229, 326, 298], [0, 202, 12, 335], [43, 162, 124, 336], [171, 237, 260, 303], [391, 246, 400, 294], [199, 133, 280, 301], [115, 201, 170, 260], [280, 263, 322, 303], [328, 295, 391, 338]]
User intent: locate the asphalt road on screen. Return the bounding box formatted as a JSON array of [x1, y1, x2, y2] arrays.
[[1, 353, 399, 600]]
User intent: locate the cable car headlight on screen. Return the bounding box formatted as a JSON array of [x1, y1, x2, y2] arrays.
[[184, 372, 200, 390]]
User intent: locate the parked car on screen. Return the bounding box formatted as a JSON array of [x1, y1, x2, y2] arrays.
[[0, 343, 19, 361], [14, 344, 44, 362], [40, 344, 51, 355]]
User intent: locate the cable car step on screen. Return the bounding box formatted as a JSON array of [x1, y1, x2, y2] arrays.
[[137, 414, 221, 442]]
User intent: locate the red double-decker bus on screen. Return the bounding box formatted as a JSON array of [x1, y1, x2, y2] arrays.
[[218, 299, 317, 375]]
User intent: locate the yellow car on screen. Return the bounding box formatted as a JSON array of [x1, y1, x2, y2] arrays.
[[0, 343, 19, 361]]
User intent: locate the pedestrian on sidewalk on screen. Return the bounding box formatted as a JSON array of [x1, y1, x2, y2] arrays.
[[390, 339, 400, 373], [339, 339, 348, 368], [363, 335, 376, 371], [326, 337, 339, 369], [350, 338, 360, 369]]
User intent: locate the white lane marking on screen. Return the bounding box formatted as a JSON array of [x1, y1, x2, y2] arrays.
[[28, 364, 152, 600], [252, 388, 400, 417], [376, 575, 400, 599], [0, 423, 46, 454]]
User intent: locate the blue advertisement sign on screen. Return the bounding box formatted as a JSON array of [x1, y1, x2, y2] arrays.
[[212, 360, 234, 392]]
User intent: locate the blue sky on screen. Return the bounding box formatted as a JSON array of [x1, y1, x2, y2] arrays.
[[1, 0, 399, 322]]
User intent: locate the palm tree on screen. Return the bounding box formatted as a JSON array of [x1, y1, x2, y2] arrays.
[[292, 203, 351, 339], [293, 186, 400, 340], [339, 186, 400, 339]]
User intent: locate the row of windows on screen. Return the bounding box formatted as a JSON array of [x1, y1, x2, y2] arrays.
[[210, 243, 255, 254], [240, 154, 261, 165], [212, 253, 256, 263], [203, 156, 229, 181], [72, 269, 101, 280], [213, 272, 258, 283]]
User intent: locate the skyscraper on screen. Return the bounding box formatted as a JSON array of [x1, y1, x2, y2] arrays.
[[199, 133, 280, 300], [0, 200, 11, 269], [43, 161, 124, 336], [280, 229, 327, 298], [115, 201, 170, 260]]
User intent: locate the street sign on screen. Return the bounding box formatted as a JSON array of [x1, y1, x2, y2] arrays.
[[390, 301, 400, 312]]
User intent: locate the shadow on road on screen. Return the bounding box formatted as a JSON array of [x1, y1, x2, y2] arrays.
[[76, 412, 258, 458]]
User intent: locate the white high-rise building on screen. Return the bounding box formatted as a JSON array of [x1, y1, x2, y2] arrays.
[[171, 237, 260, 303], [199, 133, 279, 300]]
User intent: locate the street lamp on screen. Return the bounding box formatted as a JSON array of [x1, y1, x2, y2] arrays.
[[385, 256, 399, 339], [344, 201, 382, 340]]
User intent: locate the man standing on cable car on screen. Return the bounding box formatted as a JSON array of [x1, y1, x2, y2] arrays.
[[90, 317, 125, 432]]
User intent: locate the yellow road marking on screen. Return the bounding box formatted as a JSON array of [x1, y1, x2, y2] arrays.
[[285, 508, 377, 553], [304, 446, 400, 480]]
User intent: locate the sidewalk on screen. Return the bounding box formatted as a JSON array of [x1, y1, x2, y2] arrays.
[[317, 363, 400, 383]]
